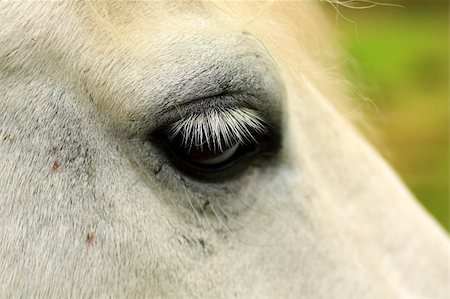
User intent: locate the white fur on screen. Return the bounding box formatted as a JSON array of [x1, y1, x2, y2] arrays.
[[0, 1, 448, 298]]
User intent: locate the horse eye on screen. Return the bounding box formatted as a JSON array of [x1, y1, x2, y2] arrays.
[[153, 106, 280, 180]]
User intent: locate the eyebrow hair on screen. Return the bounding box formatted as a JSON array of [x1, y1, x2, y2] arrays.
[[167, 106, 267, 152]]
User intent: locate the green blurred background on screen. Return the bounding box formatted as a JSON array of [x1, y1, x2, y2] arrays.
[[325, 1, 448, 231]]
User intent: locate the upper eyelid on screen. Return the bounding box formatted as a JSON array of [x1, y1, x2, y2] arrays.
[[155, 91, 279, 126], [158, 92, 256, 117]]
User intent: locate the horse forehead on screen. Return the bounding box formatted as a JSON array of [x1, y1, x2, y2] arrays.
[[78, 1, 226, 33]]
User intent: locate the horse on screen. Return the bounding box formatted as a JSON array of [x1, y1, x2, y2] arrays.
[[0, 1, 448, 298]]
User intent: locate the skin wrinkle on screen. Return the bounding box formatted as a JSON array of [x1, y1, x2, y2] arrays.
[[0, 1, 449, 298]]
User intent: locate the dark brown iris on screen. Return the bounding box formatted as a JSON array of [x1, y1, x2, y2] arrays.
[[185, 143, 239, 166]]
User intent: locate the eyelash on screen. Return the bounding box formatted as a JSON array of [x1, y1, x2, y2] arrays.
[[166, 107, 268, 152]]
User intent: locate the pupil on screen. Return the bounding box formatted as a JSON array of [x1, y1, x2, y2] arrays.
[[186, 143, 240, 165]]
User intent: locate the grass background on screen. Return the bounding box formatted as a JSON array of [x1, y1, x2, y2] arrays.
[[325, 1, 448, 231]]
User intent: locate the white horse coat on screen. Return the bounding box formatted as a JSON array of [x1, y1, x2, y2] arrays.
[[0, 1, 448, 298]]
